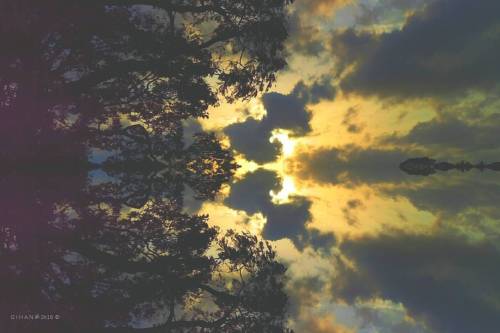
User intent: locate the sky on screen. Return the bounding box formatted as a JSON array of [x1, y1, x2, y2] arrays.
[[184, 1, 500, 332]]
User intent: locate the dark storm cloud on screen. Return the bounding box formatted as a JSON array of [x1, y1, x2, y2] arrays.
[[294, 147, 412, 185], [387, 177, 500, 220], [331, 29, 379, 71], [261, 92, 312, 134], [224, 118, 283, 163], [224, 169, 281, 215], [382, 116, 500, 153], [332, 0, 500, 97], [263, 197, 312, 241], [306, 229, 337, 255], [334, 233, 500, 333], [225, 169, 335, 251], [225, 78, 335, 163], [291, 75, 337, 105]]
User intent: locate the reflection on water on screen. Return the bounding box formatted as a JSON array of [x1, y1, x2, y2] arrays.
[[3, 1, 500, 333]]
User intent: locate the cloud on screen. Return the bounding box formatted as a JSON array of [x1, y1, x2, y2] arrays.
[[293, 147, 412, 185], [224, 169, 281, 215], [382, 116, 500, 156], [330, 29, 379, 71], [387, 176, 500, 220], [354, 0, 430, 27], [225, 78, 335, 163], [286, 0, 352, 56], [287, 276, 325, 317], [296, 315, 354, 333], [224, 169, 335, 251], [290, 132, 500, 228], [224, 118, 283, 163], [292, 0, 352, 18], [261, 92, 312, 134], [286, 276, 355, 333], [301, 0, 352, 16], [291, 143, 500, 225], [341, 199, 364, 226], [291, 75, 337, 105], [352, 303, 431, 333], [332, 0, 500, 98], [224, 170, 312, 246], [290, 137, 500, 224], [341, 107, 364, 134], [334, 233, 500, 333], [262, 197, 312, 242], [307, 229, 337, 255], [287, 11, 327, 56]]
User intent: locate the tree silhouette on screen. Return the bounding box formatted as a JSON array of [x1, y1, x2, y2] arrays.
[[400, 157, 500, 176], [91, 124, 239, 208], [2, 0, 292, 135], [1, 1, 294, 332], [1, 194, 292, 333]]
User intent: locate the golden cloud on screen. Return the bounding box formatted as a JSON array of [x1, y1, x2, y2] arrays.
[[302, 314, 354, 333], [299, 0, 353, 16]]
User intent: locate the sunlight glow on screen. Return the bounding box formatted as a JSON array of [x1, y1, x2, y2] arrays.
[[270, 129, 297, 157], [233, 157, 260, 179], [270, 175, 297, 204], [248, 99, 267, 120], [247, 213, 267, 234]]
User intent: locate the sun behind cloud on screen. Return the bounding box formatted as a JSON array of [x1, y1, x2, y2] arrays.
[[270, 128, 298, 158]]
